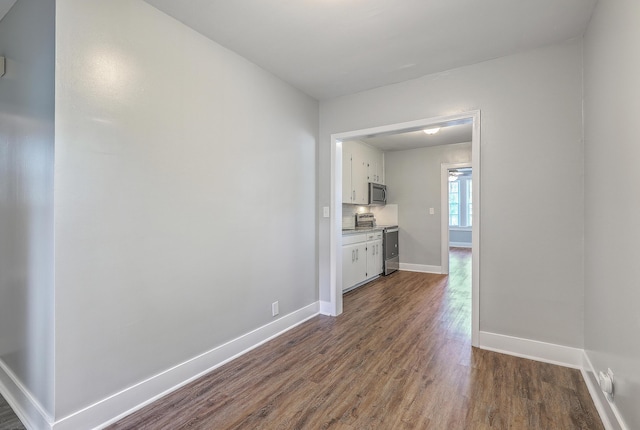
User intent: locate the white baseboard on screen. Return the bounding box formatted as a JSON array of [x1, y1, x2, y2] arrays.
[[3, 309, 628, 430], [319, 300, 334, 316], [399, 263, 442, 274], [0, 359, 52, 430], [479, 332, 630, 430], [581, 352, 628, 430], [51, 302, 319, 430], [449, 242, 472, 248], [479, 331, 584, 369]]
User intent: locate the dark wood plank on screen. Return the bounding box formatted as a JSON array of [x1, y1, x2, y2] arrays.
[[0, 394, 25, 430], [108, 248, 604, 430]]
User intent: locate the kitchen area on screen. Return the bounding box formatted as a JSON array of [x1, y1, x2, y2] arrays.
[[340, 124, 473, 294], [341, 139, 399, 293]]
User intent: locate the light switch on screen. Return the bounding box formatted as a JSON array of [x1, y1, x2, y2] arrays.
[[429, 208, 435, 215], [323, 206, 330, 218]]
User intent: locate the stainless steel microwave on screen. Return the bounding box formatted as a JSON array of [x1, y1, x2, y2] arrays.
[[368, 182, 387, 205]]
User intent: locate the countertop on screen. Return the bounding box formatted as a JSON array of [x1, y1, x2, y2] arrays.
[[342, 225, 397, 235]]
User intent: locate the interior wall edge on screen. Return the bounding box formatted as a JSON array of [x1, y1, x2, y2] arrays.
[[0, 359, 53, 430]]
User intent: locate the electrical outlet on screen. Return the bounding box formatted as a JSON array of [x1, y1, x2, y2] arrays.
[[272, 301, 279, 316], [599, 368, 615, 399]]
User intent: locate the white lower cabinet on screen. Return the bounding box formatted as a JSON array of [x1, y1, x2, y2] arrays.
[[367, 238, 383, 279], [342, 231, 384, 292], [342, 240, 367, 291]]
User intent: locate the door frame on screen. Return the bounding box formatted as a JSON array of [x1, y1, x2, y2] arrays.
[[328, 110, 481, 347], [440, 161, 472, 275]]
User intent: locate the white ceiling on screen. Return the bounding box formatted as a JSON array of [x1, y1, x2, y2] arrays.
[[358, 122, 472, 152], [145, 0, 597, 100]]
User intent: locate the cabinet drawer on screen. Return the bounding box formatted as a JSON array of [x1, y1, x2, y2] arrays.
[[342, 234, 367, 245], [366, 231, 383, 241]]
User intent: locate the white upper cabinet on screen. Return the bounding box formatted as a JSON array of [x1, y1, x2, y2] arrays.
[[373, 150, 384, 184], [342, 141, 353, 204], [361, 143, 384, 185], [368, 153, 384, 184], [351, 144, 368, 205], [342, 140, 384, 204]]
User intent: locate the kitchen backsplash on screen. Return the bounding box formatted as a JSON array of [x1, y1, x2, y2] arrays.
[[342, 204, 369, 229], [370, 204, 398, 226], [342, 204, 400, 229]]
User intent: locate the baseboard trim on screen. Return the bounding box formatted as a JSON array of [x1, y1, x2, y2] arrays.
[[53, 302, 320, 430], [0, 359, 52, 430], [4, 308, 628, 430], [478, 331, 583, 369], [399, 263, 442, 274], [581, 351, 628, 430], [479, 332, 629, 429]]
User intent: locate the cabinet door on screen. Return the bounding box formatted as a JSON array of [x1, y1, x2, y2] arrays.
[[366, 239, 383, 278], [343, 242, 367, 290], [342, 143, 353, 204], [366, 240, 376, 278], [375, 239, 384, 275], [353, 242, 368, 284], [371, 151, 384, 184], [364, 145, 383, 185], [342, 243, 356, 290], [368, 159, 378, 184], [351, 146, 368, 205]]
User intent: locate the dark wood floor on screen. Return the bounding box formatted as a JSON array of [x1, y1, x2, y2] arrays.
[[0, 394, 25, 430], [110, 248, 603, 429]]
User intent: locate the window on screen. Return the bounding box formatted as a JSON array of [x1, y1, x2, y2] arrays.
[[448, 181, 459, 226], [449, 175, 472, 228], [467, 179, 472, 227]]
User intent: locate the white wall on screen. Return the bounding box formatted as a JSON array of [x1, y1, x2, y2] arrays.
[[583, 0, 640, 427], [449, 229, 472, 247], [319, 40, 584, 347], [0, 0, 55, 420], [384, 142, 471, 267], [54, 0, 318, 421]]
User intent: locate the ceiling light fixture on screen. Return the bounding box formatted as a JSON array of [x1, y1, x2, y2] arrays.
[[423, 127, 440, 135], [448, 170, 462, 182]]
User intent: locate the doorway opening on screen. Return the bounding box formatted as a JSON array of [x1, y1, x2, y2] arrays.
[[440, 163, 472, 275], [327, 111, 480, 347]]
